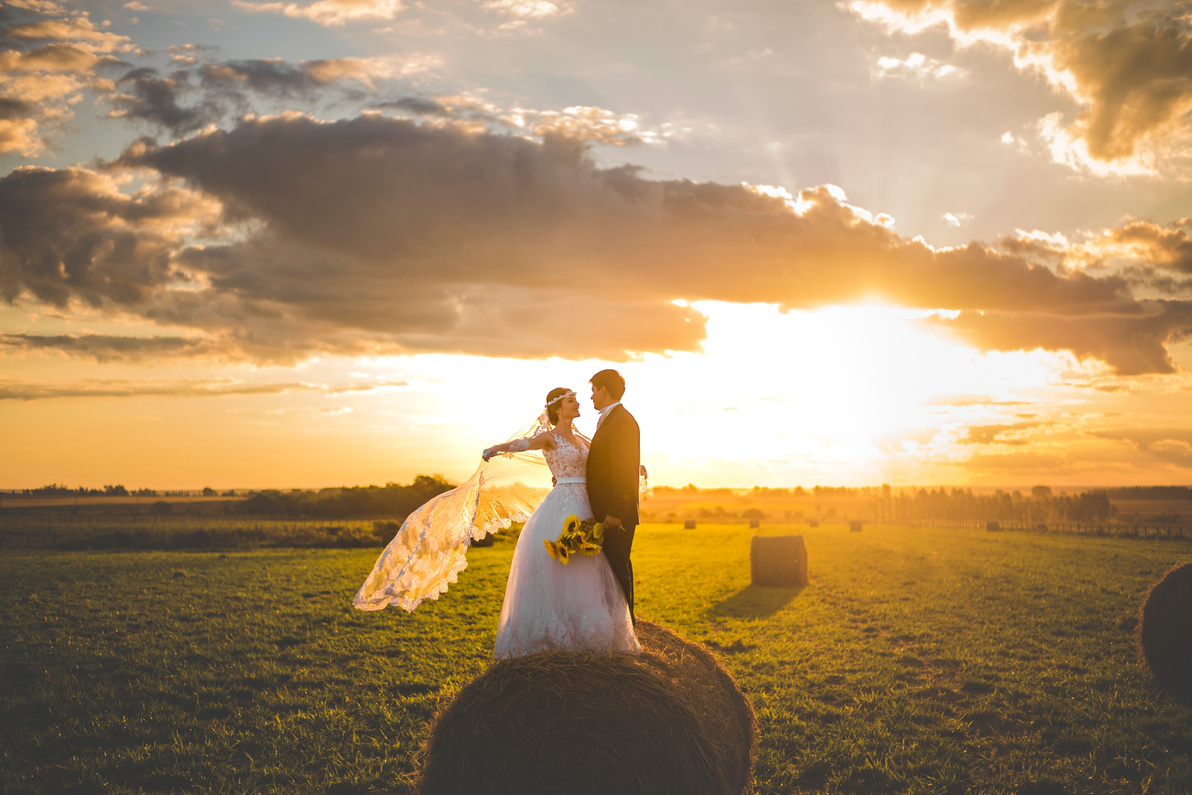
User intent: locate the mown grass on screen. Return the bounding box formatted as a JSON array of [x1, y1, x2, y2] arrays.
[[0, 515, 393, 550], [2, 524, 1190, 794]]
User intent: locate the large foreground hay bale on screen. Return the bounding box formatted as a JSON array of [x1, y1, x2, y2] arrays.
[[418, 620, 756, 795], [750, 534, 808, 588], [1139, 561, 1192, 706]]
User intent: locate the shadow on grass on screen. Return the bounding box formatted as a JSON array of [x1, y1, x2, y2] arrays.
[[709, 585, 804, 618]]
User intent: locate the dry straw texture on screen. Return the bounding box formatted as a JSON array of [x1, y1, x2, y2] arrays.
[[417, 620, 756, 795], [1138, 560, 1192, 706], [750, 534, 809, 588]]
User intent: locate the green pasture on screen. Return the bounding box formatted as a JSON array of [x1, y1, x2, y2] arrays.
[[2, 523, 1190, 794]]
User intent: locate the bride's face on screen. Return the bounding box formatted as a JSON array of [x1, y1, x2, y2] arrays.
[[556, 394, 580, 421]]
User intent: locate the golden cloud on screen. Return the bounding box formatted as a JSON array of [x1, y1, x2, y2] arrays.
[[0, 6, 132, 155], [230, 0, 404, 26], [850, 0, 1192, 172]]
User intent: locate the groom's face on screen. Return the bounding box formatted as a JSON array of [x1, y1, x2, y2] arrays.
[[590, 384, 611, 411]]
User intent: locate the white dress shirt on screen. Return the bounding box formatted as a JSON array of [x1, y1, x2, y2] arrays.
[[596, 401, 621, 431]]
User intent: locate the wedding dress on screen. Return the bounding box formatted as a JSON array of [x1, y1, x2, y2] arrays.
[[353, 418, 639, 659], [494, 431, 640, 658]]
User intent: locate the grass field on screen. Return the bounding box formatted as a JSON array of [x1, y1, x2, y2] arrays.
[[2, 523, 1191, 794]]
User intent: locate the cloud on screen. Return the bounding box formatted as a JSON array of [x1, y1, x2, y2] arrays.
[[198, 56, 413, 95], [962, 421, 1043, 445], [1095, 428, 1192, 468], [110, 67, 222, 135], [938, 300, 1192, 375], [872, 52, 964, 81], [0, 332, 219, 362], [2, 112, 1190, 370], [0, 4, 132, 155], [0, 375, 408, 400], [231, 0, 404, 27], [849, 0, 1192, 172], [107, 56, 436, 136], [996, 218, 1192, 298], [482, 0, 569, 19], [0, 165, 219, 307], [1089, 219, 1192, 276]]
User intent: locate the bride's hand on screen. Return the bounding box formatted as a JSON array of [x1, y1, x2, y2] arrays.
[[482, 447, 496, 461]]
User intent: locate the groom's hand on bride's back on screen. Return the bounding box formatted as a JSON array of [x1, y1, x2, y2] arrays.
[[603, 515, 622, 530]]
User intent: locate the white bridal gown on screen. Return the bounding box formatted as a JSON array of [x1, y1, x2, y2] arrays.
[[493, 431, 641, 659]]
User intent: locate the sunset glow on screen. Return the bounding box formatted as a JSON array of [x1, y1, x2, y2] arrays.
[[3, 0, 1192, 490]]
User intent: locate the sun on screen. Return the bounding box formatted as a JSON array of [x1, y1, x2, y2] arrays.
[[625, 301, 1065, 486]]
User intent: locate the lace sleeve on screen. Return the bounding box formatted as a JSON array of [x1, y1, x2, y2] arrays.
[[353, 415, 554, 613]]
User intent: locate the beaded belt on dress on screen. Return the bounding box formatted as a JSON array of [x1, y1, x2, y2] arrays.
[[555, 477, 586, 484]]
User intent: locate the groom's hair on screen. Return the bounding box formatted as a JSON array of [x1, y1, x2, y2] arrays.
[[590, 369, 625, 401]]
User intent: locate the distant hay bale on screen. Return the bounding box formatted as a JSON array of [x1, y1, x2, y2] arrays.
[[986, 521, 1001, 532], [685, 519, 697, 529], [417, 620, 756, 795], [750, 534, 808, 588], [849, 520, 863, 532], [1138, 561, 1192, 706], [748, 519, 760, 529], [808, 518, 819, 528]]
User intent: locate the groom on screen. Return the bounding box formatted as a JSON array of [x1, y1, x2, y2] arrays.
[[587, 369, 640, 624]]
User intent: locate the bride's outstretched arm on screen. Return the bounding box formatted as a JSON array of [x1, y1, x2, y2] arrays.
[[482, 431, 555, 461]]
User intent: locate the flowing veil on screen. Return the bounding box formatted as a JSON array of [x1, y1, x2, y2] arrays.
[[353, 413, 555, 612]]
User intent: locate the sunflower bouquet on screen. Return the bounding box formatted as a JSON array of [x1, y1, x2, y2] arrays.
[[544, 514, 604, 565]]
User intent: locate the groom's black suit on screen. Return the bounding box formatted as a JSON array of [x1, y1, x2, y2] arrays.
[[586, 404, 640, 623]]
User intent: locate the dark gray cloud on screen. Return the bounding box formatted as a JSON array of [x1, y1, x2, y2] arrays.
[[0, 376, 407, 401], [198, 59, 330, 97], [0, 165, 205, 307], [939, 301, 1192, 375], [4, 112, 1190, 371], [0, 96, 32, 119], [111, 67, 222, 136], [0, 332, 217, 362], [117, 114, 1136, 314], [107, 52, 402, 137], [371, 96, 453, 117]]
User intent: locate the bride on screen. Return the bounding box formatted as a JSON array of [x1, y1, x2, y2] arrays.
[[353, 387, 640, 659]]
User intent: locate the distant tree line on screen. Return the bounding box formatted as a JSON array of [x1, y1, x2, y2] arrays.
[[20, 484, 158, 497], [874, 486, 1115, 524], [232, 475, 455, 519], [1105, 486, 1192, 500]]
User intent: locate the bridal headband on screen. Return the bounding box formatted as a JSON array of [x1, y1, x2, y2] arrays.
[[545, 390, 576, 408]]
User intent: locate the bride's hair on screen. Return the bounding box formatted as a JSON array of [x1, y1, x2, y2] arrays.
[[545, 387, 571, 425]]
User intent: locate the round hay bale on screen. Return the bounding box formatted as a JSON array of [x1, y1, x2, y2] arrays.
[[684, 519, 697, 529], [633, 621, 757, 794], [418, 621, 755, 795], [1138, 561, 1192, 706], [849, 520, 863, 532], [750, 534, 808, 588]]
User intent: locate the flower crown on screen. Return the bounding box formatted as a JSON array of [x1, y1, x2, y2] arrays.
[[545, 390, 575, 409]]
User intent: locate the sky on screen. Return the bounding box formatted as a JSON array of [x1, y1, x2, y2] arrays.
[[2, 0, 1192, 490]]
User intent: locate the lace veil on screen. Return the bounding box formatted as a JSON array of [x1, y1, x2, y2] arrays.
[[353, 412, 555, 612]]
